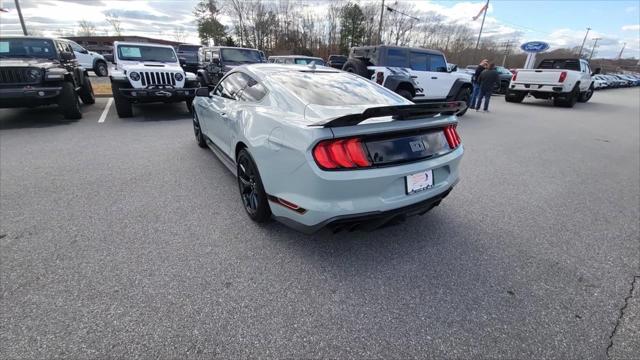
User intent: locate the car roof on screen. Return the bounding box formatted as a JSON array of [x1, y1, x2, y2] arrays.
[[113, 41, 174, 49], [352, 45, 443, 56], [269, 55, 323, 59], [0, 35, 56, 41], [201, 46, 261, 51]]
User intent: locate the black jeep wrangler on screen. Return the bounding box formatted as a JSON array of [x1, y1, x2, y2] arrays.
[[0, 36, 95, 119], [196, 46, 266, 88]]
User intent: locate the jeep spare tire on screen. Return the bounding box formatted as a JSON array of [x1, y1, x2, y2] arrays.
[[342, 58, 369, 78]]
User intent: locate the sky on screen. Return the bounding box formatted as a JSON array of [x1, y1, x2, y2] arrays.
[[0, 0, 639, 59]]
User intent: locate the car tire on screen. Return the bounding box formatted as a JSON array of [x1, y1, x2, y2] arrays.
[[455, 87, 472, 116], [342, 58, 368, 77], [94, 61, 108, 77], [505, 90, 525, 103], [58, 82, 82, 120], [78, 76, 95, 105], [192, 111, 207, 148], [111, 82, 133, 118], [186, 98, 194, 113], [578, 84, 594, 103], [236, 148, 271, 223], [396, 88, 413, 100], [554, 86, 578, 108]]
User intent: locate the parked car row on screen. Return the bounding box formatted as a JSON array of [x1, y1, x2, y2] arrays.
[[592, 73, 640, 89]]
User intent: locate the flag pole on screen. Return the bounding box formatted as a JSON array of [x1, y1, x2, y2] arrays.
[[14, 0, 28, 35], [474, 0, 489, 51]]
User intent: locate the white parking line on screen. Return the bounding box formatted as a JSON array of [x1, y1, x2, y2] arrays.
[[98, 98, 113, 123]]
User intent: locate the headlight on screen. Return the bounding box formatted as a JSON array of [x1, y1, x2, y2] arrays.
[[44, 68, 66, 80], [129, 72, 140, 81], [27, 69, 41, 81], [174, 72, 184, 81]]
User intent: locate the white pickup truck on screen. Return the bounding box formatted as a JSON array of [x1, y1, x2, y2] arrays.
[[506, 58, 600, 107]]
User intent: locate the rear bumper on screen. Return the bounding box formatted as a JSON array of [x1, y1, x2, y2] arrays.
[[267, 146, 463, 234], [510, 83, 568, 93], [119, 87, 197, 101], [0, 86, 62, 107], [274, 183, 455, 234]]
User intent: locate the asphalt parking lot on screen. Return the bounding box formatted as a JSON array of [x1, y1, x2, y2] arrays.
[[1, 89, 638, 358]]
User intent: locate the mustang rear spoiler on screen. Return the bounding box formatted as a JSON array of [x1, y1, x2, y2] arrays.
[[310, 101, 467, 128]]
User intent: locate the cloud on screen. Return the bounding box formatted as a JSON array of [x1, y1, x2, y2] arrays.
[[621, 24, 640, 31]]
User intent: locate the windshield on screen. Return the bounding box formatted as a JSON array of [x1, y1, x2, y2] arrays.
[[267, 71, 406, 106], [117, 44, 177, 62], [294, 58, 325, 66], [221, 48, 263, 64], [0, 38, 56, 59]]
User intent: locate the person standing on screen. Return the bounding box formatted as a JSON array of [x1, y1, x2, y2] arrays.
[[469, 59, 488, 107], [475, 63, 499, 112]]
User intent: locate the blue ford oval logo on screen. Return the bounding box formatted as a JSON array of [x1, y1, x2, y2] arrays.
[[520, 41, 550, 53]]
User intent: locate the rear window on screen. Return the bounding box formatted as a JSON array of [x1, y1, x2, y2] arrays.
[[267, 71, 406, 106], [220, 48, 263, 64], [537, 59, 580, 71]]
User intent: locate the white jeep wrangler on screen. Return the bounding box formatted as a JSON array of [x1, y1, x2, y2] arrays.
[[343, 45, 473, 115], [109, 41, 199, 118]]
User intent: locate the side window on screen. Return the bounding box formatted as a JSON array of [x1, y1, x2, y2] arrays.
[[204, 51, 211, 62], [213, 72, 247, 100], [284, 58, 294, 64], [409, 52, 428, 71], [427, 54, 447, 72], [68, 42, 83, 53], [236, 73, 267, 102], [386, 49, 408, 67]]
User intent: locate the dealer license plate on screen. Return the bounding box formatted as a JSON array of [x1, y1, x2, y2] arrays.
[[405, 170, 434, 194]]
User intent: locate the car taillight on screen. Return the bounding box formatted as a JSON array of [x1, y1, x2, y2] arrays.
[[512, 71, 518, 81], [312, 138, 371, 170], [376, 72, 384, 85], [558, 71, 567, 83], [443, 125, 461, 149]]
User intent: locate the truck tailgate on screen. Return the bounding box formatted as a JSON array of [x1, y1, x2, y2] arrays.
[[515, 69, 564, 85]]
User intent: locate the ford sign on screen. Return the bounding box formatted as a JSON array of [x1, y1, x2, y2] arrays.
[[520, 41, 550, 53]]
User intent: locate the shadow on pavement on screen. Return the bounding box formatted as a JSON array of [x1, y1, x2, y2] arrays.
[[0, 105, 81, 130], [126, 102, 192, 122]]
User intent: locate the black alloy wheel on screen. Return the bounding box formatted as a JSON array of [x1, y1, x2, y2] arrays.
[[236, 149, 271, 222]]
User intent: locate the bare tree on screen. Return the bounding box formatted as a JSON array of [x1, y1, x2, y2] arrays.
[[105, 13, 123, 36], [173, 26, 187, 43], [78, 20, 96, 36]]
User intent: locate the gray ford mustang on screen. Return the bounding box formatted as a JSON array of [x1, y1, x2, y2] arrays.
[[192, 64, 464, 233]]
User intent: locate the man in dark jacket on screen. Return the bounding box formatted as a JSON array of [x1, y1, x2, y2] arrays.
[[475, 63, 500, 111], [468, 59, 488, 107]]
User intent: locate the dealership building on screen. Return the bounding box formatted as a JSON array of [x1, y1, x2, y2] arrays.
[[63, 35, 183, 55]]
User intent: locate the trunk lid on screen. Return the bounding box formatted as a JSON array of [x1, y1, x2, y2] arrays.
[[306, 102, 462, 167]]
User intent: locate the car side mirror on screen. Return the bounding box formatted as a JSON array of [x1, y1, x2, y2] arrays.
[[104, 54, 114, 63], [449, 65, 458, 73], [60, 51, 74, 61], [179, 57, 187, 66], [196, 87, 210, 97], [592, 67, 601, 76], [80, 49, 88, 54], [212, 57, 221, 66]]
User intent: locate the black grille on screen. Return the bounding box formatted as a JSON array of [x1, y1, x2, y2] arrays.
[[140, 71, 176, 86], [0, 67, 40, 85]]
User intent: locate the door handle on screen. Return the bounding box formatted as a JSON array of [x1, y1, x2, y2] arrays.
[[219, 112, 227, 116], [431, 76, 438, 79]]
